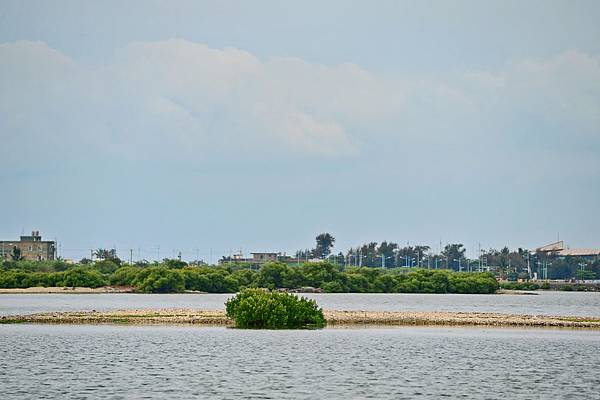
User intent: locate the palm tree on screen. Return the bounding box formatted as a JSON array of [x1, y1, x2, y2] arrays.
[[93, 248, 117, 260]]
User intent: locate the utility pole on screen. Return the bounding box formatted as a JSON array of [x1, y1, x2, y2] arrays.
[[130, 249, 133, 264], [578, 262, 586, 282], [454, 258, 462, 272], [543, 260, 552, 280]]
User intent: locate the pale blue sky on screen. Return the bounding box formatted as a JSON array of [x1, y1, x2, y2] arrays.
[[1, 1, 599, 261]]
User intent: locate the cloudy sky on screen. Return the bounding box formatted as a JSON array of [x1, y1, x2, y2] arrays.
[[1, 0, 599, 261]]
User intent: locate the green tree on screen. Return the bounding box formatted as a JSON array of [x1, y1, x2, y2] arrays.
[[441, 244, 466, 270], [314, 233, 335, 259], [255, 262, 290, 289], [162, 258, 187, 269], [94, 248, 119, 261], [378, 241, 398, 268], [10, 247, 23, 261]]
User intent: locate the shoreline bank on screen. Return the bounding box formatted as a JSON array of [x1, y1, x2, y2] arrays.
[[0, 286, 135, 294], [0, 287, 542, 295], [2, 309, 600, 329]]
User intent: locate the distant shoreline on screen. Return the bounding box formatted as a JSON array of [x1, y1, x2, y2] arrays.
[[2, 309, 599, 329], [2, 287, 597, 295], [0, 286, 135, 294], [0, 287, 538, 295]]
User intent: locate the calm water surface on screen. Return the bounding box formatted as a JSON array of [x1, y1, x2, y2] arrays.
[[1, 324, 599, 399], [1, 291, 600, 316]]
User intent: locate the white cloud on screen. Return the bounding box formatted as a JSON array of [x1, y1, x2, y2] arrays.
[[0, 40, 599, 171], [462, 50, 600, 135]]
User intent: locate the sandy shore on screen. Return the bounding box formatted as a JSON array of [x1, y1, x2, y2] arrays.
[[2, 309, 599, 329], [0, 286, 135, 294]]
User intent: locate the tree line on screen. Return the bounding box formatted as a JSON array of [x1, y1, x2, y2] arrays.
[[2, 232, 598, 281], [0, 258, 499, 294], [295, 233, 599, 280]]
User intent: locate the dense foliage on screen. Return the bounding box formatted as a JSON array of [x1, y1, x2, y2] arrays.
[[0, 258, 501, 294], [225, 289, 325, 329]]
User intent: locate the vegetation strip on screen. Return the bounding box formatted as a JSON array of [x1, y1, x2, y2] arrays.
[[0, 260, 501, 294], [2, 309, 600, 328]]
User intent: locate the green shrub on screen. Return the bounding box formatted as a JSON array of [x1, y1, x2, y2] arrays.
[[225, 288, 326, 329], [94, 260, 120, 275], [136, 268, 185, 293], [110, 266, 141, 286], [322, 281, 345, 293], [59, 268, 107, 288]]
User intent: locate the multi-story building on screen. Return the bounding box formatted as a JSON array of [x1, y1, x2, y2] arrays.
[[219, 251, 296, 265], [535, 240, 600, 261], [0, 231, 56, 261]]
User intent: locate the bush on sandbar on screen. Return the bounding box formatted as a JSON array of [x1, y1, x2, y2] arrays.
[[225, 288, 326, 329]]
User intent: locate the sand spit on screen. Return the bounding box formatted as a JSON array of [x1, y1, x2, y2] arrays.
[[2, 309, 600, 329], [0, 286, 135, 294], [324, 310, 600, 328]]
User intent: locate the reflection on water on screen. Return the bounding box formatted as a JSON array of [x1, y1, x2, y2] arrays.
[[1, 324, 599, 399], [1, 291, 600, 316]]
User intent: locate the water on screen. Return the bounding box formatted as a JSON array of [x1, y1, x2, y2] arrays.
[[1, 324, 599, 399], [1, 291, 600, 317]]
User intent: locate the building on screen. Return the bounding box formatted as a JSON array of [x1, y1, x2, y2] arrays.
[[251, 252, 280, 263], [219, 251, 295, 265], [0, 231, 56, 261], [535, 241, 600, 261]]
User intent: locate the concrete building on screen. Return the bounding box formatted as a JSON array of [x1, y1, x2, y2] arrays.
[[535, 241, 600, 261], [0, 231, 56, 261], [219, 251, 295, 265], [251, 252, 280, 263]]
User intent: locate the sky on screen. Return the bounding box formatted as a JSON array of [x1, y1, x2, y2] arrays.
[[1, 0, 599, 261]]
